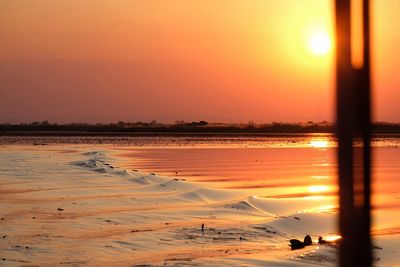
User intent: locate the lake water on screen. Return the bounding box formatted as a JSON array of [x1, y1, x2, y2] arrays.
[[110, 134, 400, 234], [0, 134, 399, 265], [2, 134, 399, 233]]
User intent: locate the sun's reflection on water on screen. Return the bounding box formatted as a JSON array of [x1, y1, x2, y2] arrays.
[[309, 140, 329, 148], [324, 234, 342, 242], [308, 185, 330, 193]]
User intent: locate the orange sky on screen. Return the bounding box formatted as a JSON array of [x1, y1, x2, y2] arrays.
[[0, 0, 399, 123]]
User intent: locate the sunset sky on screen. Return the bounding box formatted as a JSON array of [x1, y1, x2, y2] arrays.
[[0, 0, 399, 123]]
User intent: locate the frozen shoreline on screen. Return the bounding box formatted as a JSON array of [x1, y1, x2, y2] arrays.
[[0, 145, 398, 266]]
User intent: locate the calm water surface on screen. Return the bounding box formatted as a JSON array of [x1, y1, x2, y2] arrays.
[[2, 134, 399, 233], [110, 134, 399, 234]]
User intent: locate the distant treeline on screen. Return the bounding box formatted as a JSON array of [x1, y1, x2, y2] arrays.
[[0, 120, 400, 135]]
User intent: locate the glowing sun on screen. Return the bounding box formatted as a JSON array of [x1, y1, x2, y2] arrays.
[[309, 32, 331, 55]]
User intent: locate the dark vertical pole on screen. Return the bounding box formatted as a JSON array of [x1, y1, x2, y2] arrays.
[[335, 0, 372, 266]]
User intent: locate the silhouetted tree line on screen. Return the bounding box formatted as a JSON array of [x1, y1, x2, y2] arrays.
[[0, 120, 399, 135]]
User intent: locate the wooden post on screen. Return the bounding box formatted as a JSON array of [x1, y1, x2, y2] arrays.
[[335, 0, 372, 266]]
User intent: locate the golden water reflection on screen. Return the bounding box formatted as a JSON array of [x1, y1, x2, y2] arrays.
[[324, 234, 342, 242], [309, 138, 330, 148], [308, 185, 331, 193], [117, 137, 400, 233], [119, 143, 337, 201]]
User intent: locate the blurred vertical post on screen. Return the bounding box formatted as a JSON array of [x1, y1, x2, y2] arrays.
[[335, 0, 372, 266]]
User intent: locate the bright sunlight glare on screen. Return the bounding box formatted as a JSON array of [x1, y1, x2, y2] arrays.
[[324, 235, 342, 242], [309, 140, 329, 148], [308, 185, 330, 193], [309, 32, 331, 55]]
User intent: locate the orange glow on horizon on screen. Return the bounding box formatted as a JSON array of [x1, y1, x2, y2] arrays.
[[0, 1, 398, 123]]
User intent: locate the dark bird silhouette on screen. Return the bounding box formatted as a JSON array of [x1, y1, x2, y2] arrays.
[[289, 235, 313, 250], [303, 235, 312, 246], [289, 239, 305, 250]]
